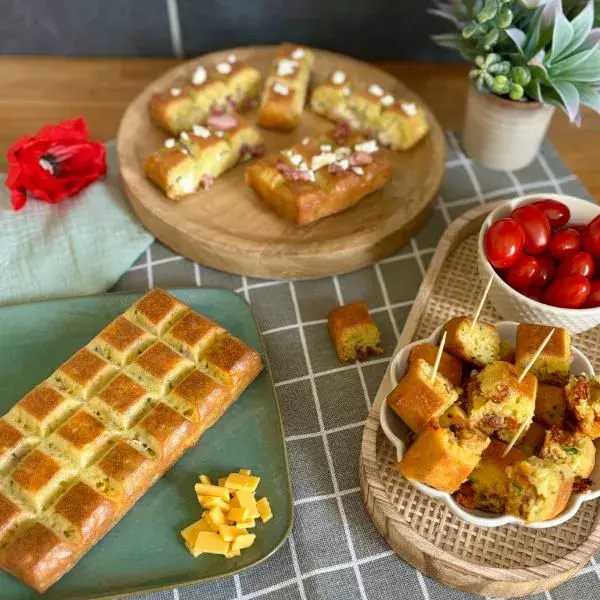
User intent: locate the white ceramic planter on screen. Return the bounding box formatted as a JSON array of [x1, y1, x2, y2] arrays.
[[462, 84, 555, 171]]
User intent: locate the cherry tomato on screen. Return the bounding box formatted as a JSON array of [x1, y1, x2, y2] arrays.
[[571, 224, 587, 235], [484, 218, 526, 269], [549, 228, 581, 261], [520, 286, 545, 302], [544, 275, 590, 308], [511, 205, 551, 254], [582, 214, 600, 257], [532, 199, 571, 229], [505, 255, 541, 290], [557, 252, 595, 279], [535, 253, 556, 288], [583, 281, 600, 308]]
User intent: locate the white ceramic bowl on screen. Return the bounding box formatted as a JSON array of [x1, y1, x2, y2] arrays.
[[380, 321, 600, 528], [477, 194, 600, 334]]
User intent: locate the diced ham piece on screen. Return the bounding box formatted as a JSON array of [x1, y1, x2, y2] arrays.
[[207, 112, 238, 130], [331, 122, 351, 145], [200, 175, 215, 190], [328, 162, 347, 175], [276, 161, 313, 182], [349, 151, 373, 166], [240, 143, 266, 161]]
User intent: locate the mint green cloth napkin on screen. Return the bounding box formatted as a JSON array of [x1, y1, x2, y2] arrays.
[[0, 141, 154, 306]]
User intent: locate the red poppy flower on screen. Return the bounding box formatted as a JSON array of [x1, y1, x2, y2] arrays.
[[5, 118, 107, 211]]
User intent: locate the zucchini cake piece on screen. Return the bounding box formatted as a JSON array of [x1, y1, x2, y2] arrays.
[[506, 456, 574, 522], [0, 288, 263, 594], [327, 301, 383, 363], [149, 54, 261, 134], [466, 361, 537, 444], [535, 383, 567, 428], [245, 126, 392, 225], [455, 438, 527, 514], [398, 420, 489, 493], [442, 316, 500, 367], [515, 323, 572, 385], [540, 427, 595, 478], [565, 374, 600, 439], [144, 113, 264, 200], [257, 43, 314, 130], [387, 358, 459, 434], [515, 420, 546, 457], [408, 342, 463, 387], [310, 74, 429, 150]]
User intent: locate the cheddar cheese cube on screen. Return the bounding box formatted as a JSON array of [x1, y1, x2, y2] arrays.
[[234, 489, 259, 518], [236, 519, 255, 529], [224, 472, 260, 492], [239, 468, 251, 475], [194, 483, 230, 501], [257, 497, 273, 523], [227, 507, 249, 523], [231, 533, 256, 552], [193, 531, 230, 556], [201, 496, 231, 512], [205, 506, 227, 531], [218, 524, 246, 542], [199, 474, 212, 485]]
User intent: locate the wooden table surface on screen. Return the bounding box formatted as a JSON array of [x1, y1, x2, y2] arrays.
[[1, 57, 598, 199]]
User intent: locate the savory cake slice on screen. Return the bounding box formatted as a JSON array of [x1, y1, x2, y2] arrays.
[[387, 358, 459, 434], [144, 114, 265, 200], [0, 419, 37, 475], [455, 439, 527, 514], [442, 316, 500, 367], [467, 361, 537, 444], [125, 287, 188, 335], [408, 342, 463, 387], [565, 374, 600, 439], [515, 324, 572, 385], [540, 427, 595, 478], [327, 301, 383, 363], [245, 127, 392, 225], [310, 77, 429, 151], [398, 421, 489, 493], [167, 368, 229, 427], [88, 316, 154, 367], [515, 420, 546, 457], [506, 456, 573, 522], [148, 55, 261, 134], [257, 43, 314, 130], [535, 383, 567, 428]]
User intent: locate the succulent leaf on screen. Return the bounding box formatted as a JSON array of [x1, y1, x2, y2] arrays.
[[563, 1, 595, 55], [549, 80, 581, 120], [550, 10, 575, 60], [478, 0, 499, 22], [505, 27, 528, 53], [576, 82, 600, 112]]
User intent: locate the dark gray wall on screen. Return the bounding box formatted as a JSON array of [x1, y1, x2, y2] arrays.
[[0, 0, 457, 61]]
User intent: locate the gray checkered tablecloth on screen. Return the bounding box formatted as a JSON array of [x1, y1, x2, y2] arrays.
[[119, 132, 600, 600]]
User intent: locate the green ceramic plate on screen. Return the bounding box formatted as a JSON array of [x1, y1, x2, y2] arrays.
[[0, 288, 293, 600]]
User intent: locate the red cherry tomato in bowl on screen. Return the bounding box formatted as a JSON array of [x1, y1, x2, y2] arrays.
[[534, 253, 556, 288], [510, 205, 551, 254], [505, 255, 540, 290], [484, 218, 526, 269], [532, 199, 570, 229], [520, 286, 545, 302], [582, 214, 600, 257], [584, 280, 600, 308], [549, 228, 581, 261], [557, 252, 595, 279], [544, 275, 590, 308]]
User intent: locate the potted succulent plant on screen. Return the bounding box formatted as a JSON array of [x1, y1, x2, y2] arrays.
[[431, 0, 600, 170]]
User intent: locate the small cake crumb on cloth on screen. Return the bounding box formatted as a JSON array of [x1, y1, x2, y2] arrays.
[[327, 301, 383, 363]]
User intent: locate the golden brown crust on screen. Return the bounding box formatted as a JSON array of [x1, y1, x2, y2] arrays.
[[398, 424, 488, 493], [442, 316, 499, 367], [387, 359, 458, 433], [0, 288, 263, 593], [245, 134, 393, 225], [408, 343, 463, 387]]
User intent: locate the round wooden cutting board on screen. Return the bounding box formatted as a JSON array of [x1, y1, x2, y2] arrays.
[[117, 46, 445, 280]]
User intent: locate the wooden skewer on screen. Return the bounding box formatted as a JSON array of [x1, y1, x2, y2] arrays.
[[469, 275, 494, 333], [517, 328, 555, 383], [502, 417, 531, 457], [430, 331, 447, 384], [503, 329, 556, 457]]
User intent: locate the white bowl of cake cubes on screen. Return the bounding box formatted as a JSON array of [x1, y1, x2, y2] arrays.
[[478, 194, 600, 334], [380, 315, 600, 528]]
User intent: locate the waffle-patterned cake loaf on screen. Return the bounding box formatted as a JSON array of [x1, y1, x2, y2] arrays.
[[257, 43, 314, 131], [245, 125, 392, 225], [149, 53, 262, 134], [310, 70, 429, 151], [145, 112, 265, 200], [0, 288, 263, 593]]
